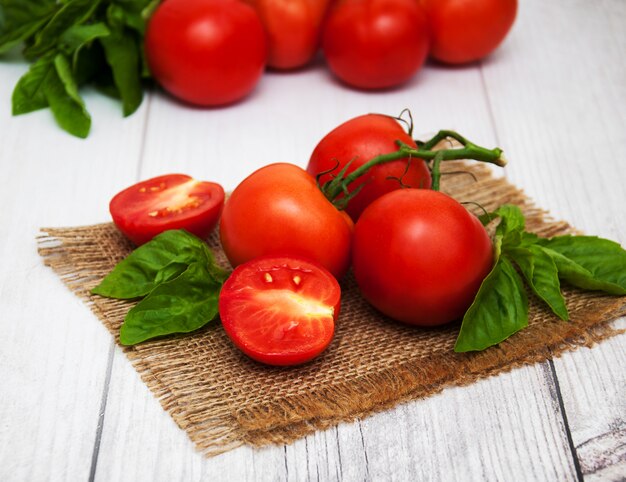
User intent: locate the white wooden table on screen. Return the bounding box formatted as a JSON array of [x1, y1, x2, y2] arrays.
[[1, 1, 624, 480]]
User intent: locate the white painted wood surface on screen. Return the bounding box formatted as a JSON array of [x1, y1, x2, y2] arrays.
[[1, 1, 624, 481]]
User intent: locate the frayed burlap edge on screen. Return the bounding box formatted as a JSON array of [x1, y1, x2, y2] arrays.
[[37, 162, 626, 456]]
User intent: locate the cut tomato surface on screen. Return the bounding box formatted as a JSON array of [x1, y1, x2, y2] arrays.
[[109, 174, 225, 245], [219, 256, 340, 366]]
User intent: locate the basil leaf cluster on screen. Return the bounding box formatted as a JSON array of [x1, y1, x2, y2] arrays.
[[455, 205, 626, 352], [92, 230, 228, 346], [0, 0, 157, 137]]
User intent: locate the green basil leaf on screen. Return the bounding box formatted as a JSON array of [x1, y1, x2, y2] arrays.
[[100, 28, 142, 116], [92, 230, 216, 299], [60, 22, 110, 69], [12, 54, 54, 115], [73, 42, 106, 85], [119, 261, 222, 345], [43, 53, 91, 138], [537, 235, 626, 295], [508, 245, 569, 320], [23, 0, 102, 59], [493, 204, 526, 248], [0, 0, 57, 53], [455, 256, 529, 352], [107, 0, 159, 35]]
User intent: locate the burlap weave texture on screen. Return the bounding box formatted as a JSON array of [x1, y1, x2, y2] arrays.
[[38, 162, 626, 456]]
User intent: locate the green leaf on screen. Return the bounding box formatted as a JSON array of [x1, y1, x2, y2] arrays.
[[12, 54, 54, 115], [43, 53, 91, 138], [73, 42, 106, 85], [538, 235, 626, 295], [107, 0, 158, 35], [23, 0, 102, 59], [92, 230, 220, 299], [493, 204, 526, 248], [0, 0, 57, 53], [119, 261, 222, 345], [508, 245, 569, 320], [100, 28, 143, 116], [61, 22, 111, 52], [60, 22, 110, 69], [455, 256, 529, 352]]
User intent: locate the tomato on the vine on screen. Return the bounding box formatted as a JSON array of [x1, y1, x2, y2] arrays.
[[420, 0, 518, 64], [352, 189, 493, 326], [321, 0, 430, 89], [219, 255, 340, 366], [219, 163, 353, 279], [145, 0, 267, 106], [243, 0, 332, 70], [109, 174, 225, 245], [307, 114, 431, 221]]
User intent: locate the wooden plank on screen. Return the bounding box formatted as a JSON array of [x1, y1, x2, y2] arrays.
[[0, 55, 149, 481], [479, 0, 626, 479]]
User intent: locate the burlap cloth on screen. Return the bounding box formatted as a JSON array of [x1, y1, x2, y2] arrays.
[[37, 162, 626, 457]]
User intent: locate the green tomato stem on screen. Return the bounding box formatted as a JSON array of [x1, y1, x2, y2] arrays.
[[321, 130, 506, 206]]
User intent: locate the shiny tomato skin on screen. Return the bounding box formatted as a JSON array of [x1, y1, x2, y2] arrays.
[[421, 0, 518, 64], [219, 163, 353, 279], [219, 255, 340, 366], [243, 0, 332, 70], [352, 189, 493, 326], [110, 174, 225, 245], [307, 114, 431, 221], [322, 0, 430, 89], [145, 0, 267, 106]]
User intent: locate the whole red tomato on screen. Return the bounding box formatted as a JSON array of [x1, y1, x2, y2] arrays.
[[145, 0, 267, 106], [352, 189, 493, 326], [420, 0, 518, 64], [110, 174, 225, 245], [321, 0, 430, 89], [243, 0, 332, 70], [219, 163, 353, 279], [307, 114, 431, 221]]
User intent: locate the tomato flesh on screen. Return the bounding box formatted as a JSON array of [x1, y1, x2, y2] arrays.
[[219, 256, 340, 366], [110, 174, 225, 245]]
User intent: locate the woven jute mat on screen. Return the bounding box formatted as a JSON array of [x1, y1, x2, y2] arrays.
[[37, 162, 626, 456]]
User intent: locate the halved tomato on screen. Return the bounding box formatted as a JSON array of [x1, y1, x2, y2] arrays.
[[109, 174, 225, 245], [219, 256, 340, 366]]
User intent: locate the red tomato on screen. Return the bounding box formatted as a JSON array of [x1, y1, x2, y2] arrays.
[[145, 0, 267, 106], [321, 0, 430, 89], [219, 163, 353, 279], [110, 174, 225, 245], [243, 0, 332, 70], [307, 113, 431, 221], [219, 255, 340, 366], [352, 189, 493, 326], [420, 0, 518, 64]]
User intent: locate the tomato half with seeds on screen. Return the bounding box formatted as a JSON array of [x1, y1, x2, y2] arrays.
[[110, 174, 225, 245], [219, 256, 340, 366]]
